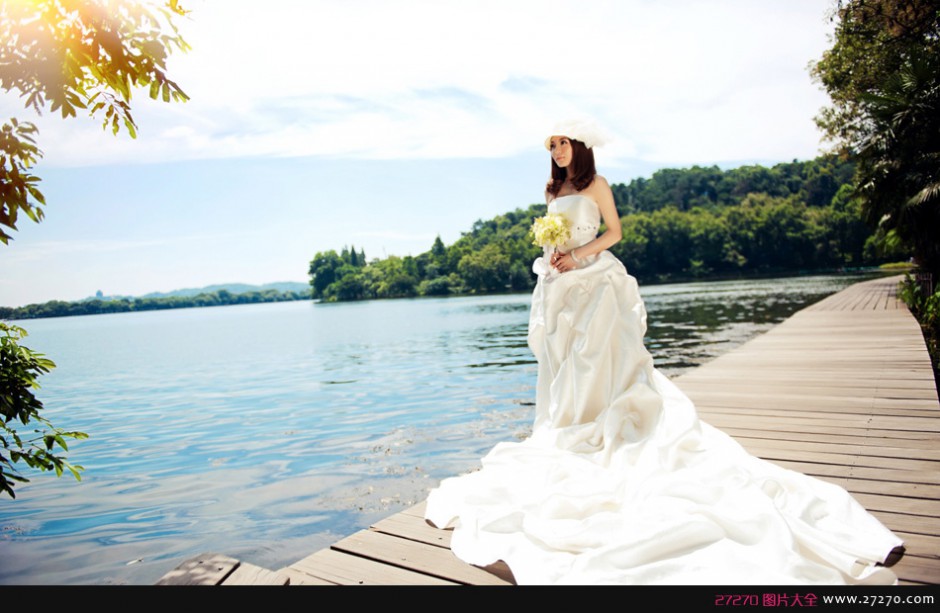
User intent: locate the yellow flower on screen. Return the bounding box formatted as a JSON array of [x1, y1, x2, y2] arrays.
[[530, 213, 571, 248]]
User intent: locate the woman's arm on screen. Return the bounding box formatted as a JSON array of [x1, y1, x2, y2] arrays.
[[571, 175, 621, 260]]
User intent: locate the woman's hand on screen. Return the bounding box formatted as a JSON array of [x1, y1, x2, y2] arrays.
[[551, 250, 578, 273]]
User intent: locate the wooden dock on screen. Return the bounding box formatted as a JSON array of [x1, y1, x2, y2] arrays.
[[158, 274, 940, 586]]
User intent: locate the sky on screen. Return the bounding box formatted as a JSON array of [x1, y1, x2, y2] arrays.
[[0, 0, 840, 308]]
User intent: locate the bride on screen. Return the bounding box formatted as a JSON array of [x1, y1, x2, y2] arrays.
[[424, 118, 905, 585]]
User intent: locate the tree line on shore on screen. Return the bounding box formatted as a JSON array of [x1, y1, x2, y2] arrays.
[[307, 155, 907, 302], [0, 288, 309, 321]]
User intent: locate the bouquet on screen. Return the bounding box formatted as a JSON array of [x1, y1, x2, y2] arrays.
[[530, 213, 571, 280], [530, 213, 570, 249]]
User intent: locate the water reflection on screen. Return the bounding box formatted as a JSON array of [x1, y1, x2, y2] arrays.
[[641, 275, 875, 375]]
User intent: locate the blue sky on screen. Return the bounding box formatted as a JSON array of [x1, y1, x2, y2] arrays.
[[1, 0, 838, 307]]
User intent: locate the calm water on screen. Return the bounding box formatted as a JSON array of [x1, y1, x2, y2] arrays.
[[0, 272, 882, 585]]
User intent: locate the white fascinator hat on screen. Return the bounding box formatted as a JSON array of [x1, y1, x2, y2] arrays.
[[544, 117, 609, 150]]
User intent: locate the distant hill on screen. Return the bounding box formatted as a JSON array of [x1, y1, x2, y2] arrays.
[[86, 281, 309, 301], [3, 281, 313, 320]]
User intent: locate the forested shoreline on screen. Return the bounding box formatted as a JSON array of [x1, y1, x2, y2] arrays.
[[308, 155, 907, 302], [2, 155, 909, 321], [0, 289, 309, 321]]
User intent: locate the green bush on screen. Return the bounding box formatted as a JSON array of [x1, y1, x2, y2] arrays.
[[0, 323, 87, 498], [899, 273, 940, 380]]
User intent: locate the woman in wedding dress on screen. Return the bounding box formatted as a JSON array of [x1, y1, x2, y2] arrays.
[[424, 119, 905, 585]]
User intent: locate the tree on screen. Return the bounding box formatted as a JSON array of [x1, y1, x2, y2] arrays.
[[811, 0, 939, 277], [811, 0, 937, 146], [308, 250, 343, 299], [854, 55, 940, 276], [1, 0, 190, 243], [458, 243, 510, 293], [0, 0, 190, 498]]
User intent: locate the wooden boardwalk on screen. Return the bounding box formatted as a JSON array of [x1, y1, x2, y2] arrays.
[[158, 274, 940, 586]]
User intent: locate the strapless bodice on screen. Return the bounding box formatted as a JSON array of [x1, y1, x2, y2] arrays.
[[548, 194, 600, 252]]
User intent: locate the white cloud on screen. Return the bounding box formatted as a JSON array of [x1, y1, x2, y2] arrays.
[[0, 0, 835, 168]]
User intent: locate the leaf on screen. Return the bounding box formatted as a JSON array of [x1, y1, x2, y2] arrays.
[[22, 204, 41, 223], [26, 185, 46, 206]]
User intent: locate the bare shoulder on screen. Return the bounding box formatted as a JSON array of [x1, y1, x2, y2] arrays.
[[587, 175, 614, 202]]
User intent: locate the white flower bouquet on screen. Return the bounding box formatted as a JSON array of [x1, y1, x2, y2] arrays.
[[530, 213, 570, 249], [530, 213, 571, 280]]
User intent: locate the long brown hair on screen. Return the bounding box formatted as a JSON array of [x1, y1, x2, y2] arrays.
[[546, 138, 597, 197]]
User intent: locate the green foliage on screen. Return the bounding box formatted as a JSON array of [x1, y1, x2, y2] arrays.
[[308, 156, 892, 300], [855, 54, 940, 277], [458, 244, 512, 293], [811, 0, 937, 145], [0, 119, 45, 244], [610, 157, 855, 214], [811, 0, 939, 279], [1, 323, 87, 498], [900, 274, 940, 328], [608, 193, 870, 282], [0, 0, 190, 243], [0, 288, 309, 321], [879, 261, 916, 271], [898, 273, 940, 380], [308, 250, 344, 299]]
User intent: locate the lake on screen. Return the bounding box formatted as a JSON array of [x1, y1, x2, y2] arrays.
[[0, 271, 885, 585]]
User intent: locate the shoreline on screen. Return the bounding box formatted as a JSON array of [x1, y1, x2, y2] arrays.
[[2, 265, 907, 323]]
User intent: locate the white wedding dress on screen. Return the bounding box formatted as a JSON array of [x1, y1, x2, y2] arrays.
[[424, 194, 904, 585]]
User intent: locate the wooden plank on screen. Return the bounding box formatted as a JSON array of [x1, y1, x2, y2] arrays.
[[853, 493, 940, 518], [686, 378, 920, 395], [371, 508, 452, 548], [704, 426, 940, 450], [222, 561, 290, 585], [400, 500, 427, 517], [873, 510, 940, 536], [287, 547, 459, 585], [770, 459, 940, 486], [726, 437, 940, 463], [892, 532, 940, 561], [678, 381, 940, 401], [275, 566, 336, 585], [809, 476, 940, 500], [705, 422, 940, 446], [156, 553, 239, 586], [686, 391, 940, 411], [331, 528, 512, 585], [741, 447, 939, 473], [700, 413, 940, 435], [894, 556, 940, 586]]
